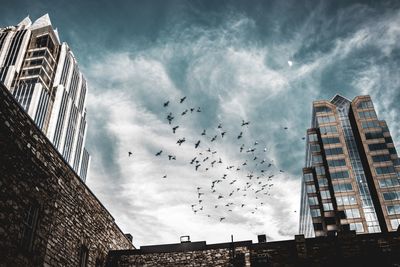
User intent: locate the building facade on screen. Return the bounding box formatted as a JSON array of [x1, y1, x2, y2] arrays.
[[0, 15, 90, 181], [299, 95, 400, 237]]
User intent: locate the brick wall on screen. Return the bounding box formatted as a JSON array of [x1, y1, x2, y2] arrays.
[[0, 83, 134, 266], [108, 231, 400, 266]]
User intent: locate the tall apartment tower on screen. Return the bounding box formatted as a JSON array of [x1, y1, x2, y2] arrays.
[[0, 15, 90, 181], [299, 94, 400, 237]]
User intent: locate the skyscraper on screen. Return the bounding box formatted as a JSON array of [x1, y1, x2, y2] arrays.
[[299, 94, 400, 237], [0, 15, 90, 181]]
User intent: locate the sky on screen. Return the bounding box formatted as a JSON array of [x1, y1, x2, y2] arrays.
[[2, 0, 400, 247]]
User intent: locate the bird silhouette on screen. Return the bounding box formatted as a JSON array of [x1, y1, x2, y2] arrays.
[[180, 96, 186, 103], [162, 175, 167, 178], [172, 125, 179, 133], [195, 164, 201, 171], [155, 150, 163, 156], [241, 120, 250, 126], [211, 135, 217, 142], [181, 109, 188, 116], [190, 108, 195, 113], [240, 144, 244, 152], [221, 131, 226, 138], [128, 151, 133, 157], [163, 101, 169, 107], [201, 129, 206, 136], [195, 140, 201, 148], [237, 132, 243, 139], [220, 217, 225, 222], [217, 123, 222, 129], [197, 107, 201, 112], [177, 138, 186, 146], [168, 155, 176, 160], [190, 157, 197, 164], [167, 113, 174, 124]]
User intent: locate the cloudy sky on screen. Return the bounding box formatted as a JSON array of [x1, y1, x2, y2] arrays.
[[2, 0, 400, 247]]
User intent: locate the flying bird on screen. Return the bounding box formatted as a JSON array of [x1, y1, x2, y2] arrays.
[[220, 217, 226, 222], [181, 109, 188, 116], [168, 155, 176, 160], [162, 175, 167, 178], [163, 101, 169, 107], [240, 144, 244, 152], [177, 138, 186, 146], [211, 135, 217, 142], [241, 120, 250, 126], [221, 131, 226, 138], [180, 96, 186, 103], [190, 157, 197, 164], [172, 125, 179, 133], [155, 150, 163, 156], [217, 123, 222, 129], [201, 129, 206, 136], [166, 113, 174, 124], [283, 127, 288, 130], [197, 107, 201, 112], [128, 151, 133, 157], [237, 132, 243, 139], [195, 140, 201, 148], [195, 164, 201, 171], [190, 107, 195, 113]]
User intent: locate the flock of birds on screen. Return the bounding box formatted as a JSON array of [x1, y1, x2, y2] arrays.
[[128, 96, 300, 222]]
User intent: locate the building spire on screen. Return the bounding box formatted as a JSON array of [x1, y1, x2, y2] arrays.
[[31, 13, 52, 30], [17, 16, 32, 28]]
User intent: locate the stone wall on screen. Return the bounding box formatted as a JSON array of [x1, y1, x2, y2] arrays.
[[0, 83, 134, 266], [107, 231, 400, 267]]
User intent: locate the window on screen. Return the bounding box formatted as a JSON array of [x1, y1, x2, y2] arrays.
[[308, 197, 318, 205], [336, 195, 357, 206], [317, 115, 336, 124], [325, 147, 344, 156], [383, 192, 400, 201], [318, 178, 329, 187], [365, 131, 384, 140], [368, 143, 387, 151], [320, 125, 338, 134], [385, 137, 394, 144], [308, 133, 318, 142], [21, 201, 40, 252], [357, 101, 374, 109], [330, 170, 349, 179], [358, 110, 377, 119], [79, 245, 89, 267], [328, 159, 346, 167], [315, 106, 332, 113], [303, 173, 314, 182], [320, 190, 331, 199], [345, 208, 361, 218], [379, 177, 400, 188], [350, 222, 364, 233], [310, 144, 321, 152], [333, 183, 353, 193], [312, 155, 323, 165], [387, 205, 400, 215], [323, 202, 334, 211], [376, 166, 395, 175], [390, 219, 400, 231], [310, 208, 321, 217], [322, 137, 341, 145], [306, 184, 316, 193], [361, 121, 380, 129], [372, 154, 391, 163], [315, 166, 325, 175]]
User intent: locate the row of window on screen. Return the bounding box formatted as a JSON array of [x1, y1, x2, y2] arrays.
[[361, 120, 380, 129], [317, 115, 336, 124], [365, 131, 384, 140], [303, 173, 314, 182], [308, 133, 318, 142], [358, 110, 377, 119], [357, 100, 374, 109], [336, 195, 357, 206], [315, 166, 325, 176], [330, 170, 349, 179], [379, 177, 400, 188], [318, 177, 329, 187], [322, 137, 341, 145], [387, 205, 400, 215], [328, 159, 346, 167], [383, 191, 400, 201], [325, 147, 343, 156], [320, 125, 338, 134], [333, 183, 353, 193], [315, 106, 332, 113], [368, 143, 387, 151], [376, 166, 396, 175], [372, 154, 391, 163], [308, 196, 318, 205]]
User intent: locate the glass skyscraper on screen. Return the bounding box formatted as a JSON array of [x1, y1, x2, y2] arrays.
[[0, 15, 90, 181], [299, 95, 400, 237]]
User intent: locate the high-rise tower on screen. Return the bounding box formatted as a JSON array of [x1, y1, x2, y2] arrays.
[[0, 15, 90, 181], [299, 95, 400, 237]]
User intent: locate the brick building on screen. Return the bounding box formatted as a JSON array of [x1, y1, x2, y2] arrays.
[[0, 82, 133, 266]]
